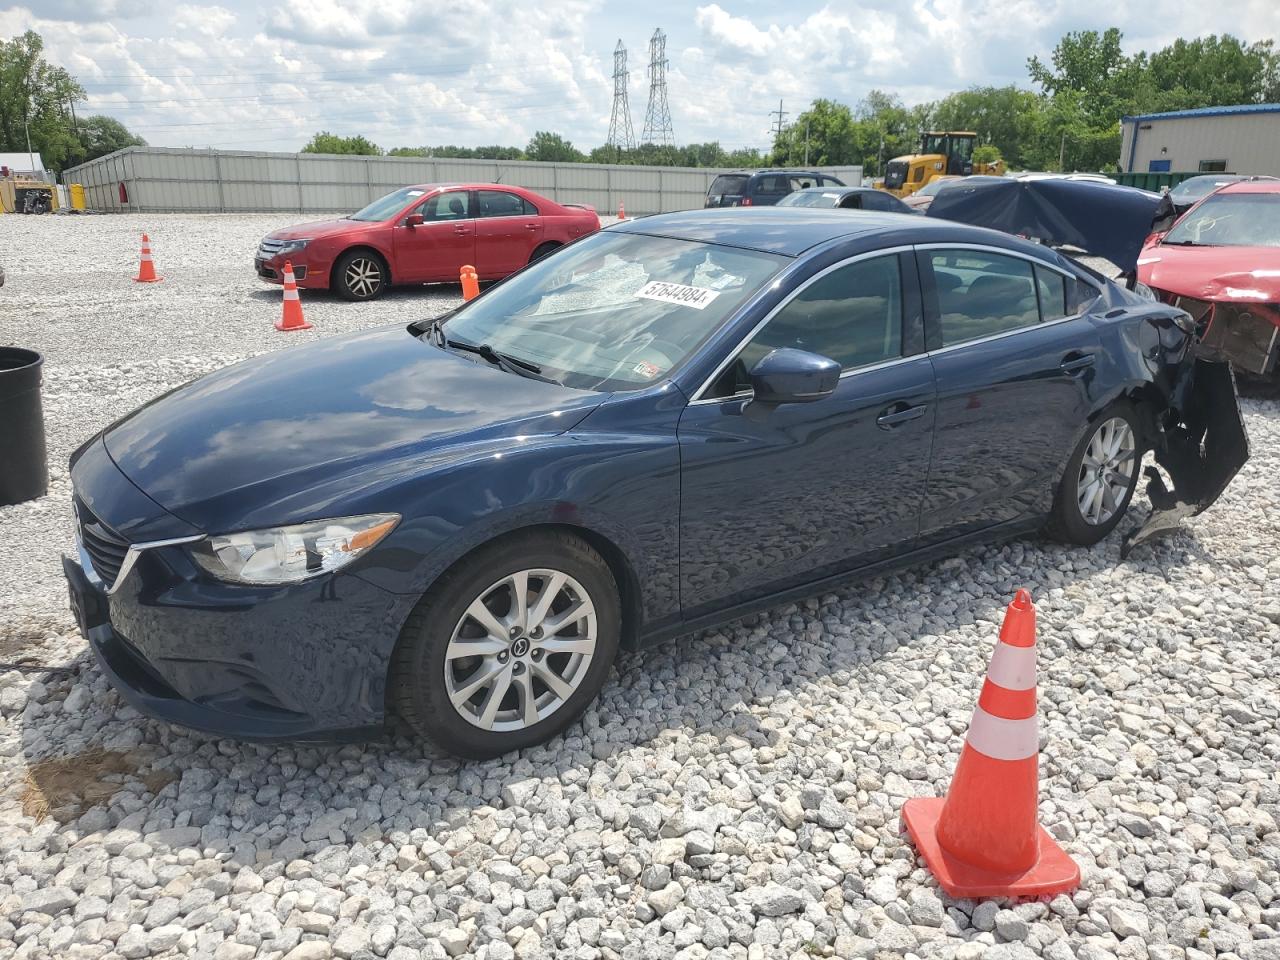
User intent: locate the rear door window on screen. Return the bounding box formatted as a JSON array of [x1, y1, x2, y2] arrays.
[[788, 176, 816, 191], [1034, 266, 1068, 320], [929, 250, 1041, 347], [476, 190, 534, 218]]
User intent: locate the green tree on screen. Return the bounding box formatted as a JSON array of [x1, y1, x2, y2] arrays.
[[302, 131, 383, 155], [1145, 35, 1280, 110], [770, 99, 859, 167], [928, 85, 1042, 169], [74, 114, 145, 163], [972, 143, 1002, 166], [525, 131, 584, 163], [0, 30, 86, 171]]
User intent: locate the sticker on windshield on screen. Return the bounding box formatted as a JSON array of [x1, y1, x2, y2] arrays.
[[636, 280, 721, 310], [633, 360, 661, 379]]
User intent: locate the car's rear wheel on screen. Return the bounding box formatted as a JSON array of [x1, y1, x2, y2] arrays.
[[389, 530, 620, 759], [334, 250, 387, 301], [1046, 403, 1142, 545], [529, 241, 561, 265]]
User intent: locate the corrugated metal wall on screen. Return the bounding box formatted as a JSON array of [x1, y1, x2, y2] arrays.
[[1120, 113, 1280, 176], [63, 147, 863, 216]]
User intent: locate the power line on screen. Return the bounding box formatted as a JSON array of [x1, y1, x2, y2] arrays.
[[605, 39, 635, 154], [640, 28, 675, 154]]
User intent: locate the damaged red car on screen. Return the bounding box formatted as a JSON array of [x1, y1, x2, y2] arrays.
[[1138, 179, 1280, 381]]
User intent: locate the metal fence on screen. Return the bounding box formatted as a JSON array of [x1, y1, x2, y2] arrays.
[[62, 147, 863, 217]]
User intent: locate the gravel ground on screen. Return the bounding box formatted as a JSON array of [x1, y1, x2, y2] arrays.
[[2, 213, 1280, 960]]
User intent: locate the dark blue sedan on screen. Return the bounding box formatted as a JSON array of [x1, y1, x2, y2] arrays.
[[66, 208, 1210, 758]]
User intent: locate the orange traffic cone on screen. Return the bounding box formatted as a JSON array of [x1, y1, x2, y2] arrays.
[[901, 589, 1080, 899], [275, 260, 312, 331], [134, 233, 162, 283], [617, 201, 625, 220], [460, 264, 480, 302]]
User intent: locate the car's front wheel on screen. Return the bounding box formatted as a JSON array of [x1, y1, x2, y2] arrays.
[[333, 250, 387, 301], [389, 530, 620, 758], [1046, 403, 1143, 545]]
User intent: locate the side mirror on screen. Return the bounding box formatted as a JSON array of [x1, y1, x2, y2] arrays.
[[748, 348, 840, 405], [404, 213, 424, 228]]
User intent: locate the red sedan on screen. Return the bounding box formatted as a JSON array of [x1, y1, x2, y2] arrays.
[[1138, 179, 1280, 380], [255, 183, 601, 301]]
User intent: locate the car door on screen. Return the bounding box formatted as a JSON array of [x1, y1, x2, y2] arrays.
[[392, 189, 476, 283], [474, 190, 543, 278], [677, 250, 936, 616], [916, 246, 1105, 543]]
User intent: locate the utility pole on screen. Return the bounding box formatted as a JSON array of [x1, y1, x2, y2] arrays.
[[769, 99, 788, 141], [606, 39, 636, 160], [640, 28, 675, 161]]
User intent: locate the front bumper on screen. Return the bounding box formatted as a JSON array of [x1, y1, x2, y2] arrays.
[[254, 251, 325, 288], [64, 519, 406, 742]]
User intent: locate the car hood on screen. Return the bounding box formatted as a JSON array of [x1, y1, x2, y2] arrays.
[[103, 326, 605, 531], [266, 218, 372, 241], [1138, 243, 1280, 302]]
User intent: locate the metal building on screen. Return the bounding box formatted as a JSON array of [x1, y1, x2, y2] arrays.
[[1120, 103, 1280, 176]]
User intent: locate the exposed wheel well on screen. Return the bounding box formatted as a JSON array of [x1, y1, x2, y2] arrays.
[[529, 241, 562, 264], [336, 246, 392, 287]]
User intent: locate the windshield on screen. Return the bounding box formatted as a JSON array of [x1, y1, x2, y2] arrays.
[[1165, 193, 1280, 248], [349, 186, 428, 222], [776, 190, 840, 208], [916, 178, 957, 197], [1169, 176, 1244, 205], [440, 231, 787, 392]]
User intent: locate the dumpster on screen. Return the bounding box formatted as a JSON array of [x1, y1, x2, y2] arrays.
[[0, 347, 49, 506]]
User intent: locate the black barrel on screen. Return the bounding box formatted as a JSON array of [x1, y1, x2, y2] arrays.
[[0, 347, 49, 506]]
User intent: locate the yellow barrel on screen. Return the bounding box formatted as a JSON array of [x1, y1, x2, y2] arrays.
[[70, 183, 86, 211]]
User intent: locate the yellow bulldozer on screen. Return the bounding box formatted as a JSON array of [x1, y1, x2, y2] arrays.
[[880, 132, 1005, 198]]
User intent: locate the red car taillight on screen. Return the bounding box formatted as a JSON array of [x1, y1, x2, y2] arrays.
[[741, 197, 752, 206]]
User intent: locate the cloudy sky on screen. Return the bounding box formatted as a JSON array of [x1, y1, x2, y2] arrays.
[[3, 0, 1276, 154]]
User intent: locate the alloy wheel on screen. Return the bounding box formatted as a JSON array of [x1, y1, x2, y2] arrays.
[[444, 569, 597, 731], [344, 257, 382, 297], [1076, 417, 1136, 526]]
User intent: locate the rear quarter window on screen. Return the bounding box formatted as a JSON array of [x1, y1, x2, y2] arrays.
[[709, 175, 748, 195]]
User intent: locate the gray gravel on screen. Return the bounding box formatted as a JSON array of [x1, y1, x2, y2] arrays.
[[2, 213, 1280, 960]]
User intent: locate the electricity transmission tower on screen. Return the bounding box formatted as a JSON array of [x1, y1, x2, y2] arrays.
[[606, 40, 636, 156], [641, 28, 675, 156]]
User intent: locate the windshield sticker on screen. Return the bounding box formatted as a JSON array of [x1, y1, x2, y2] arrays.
[[633, 360, 661, 379], [636, 280, 721, 310]]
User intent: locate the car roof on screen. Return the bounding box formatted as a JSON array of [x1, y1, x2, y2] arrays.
[[1214, 179, 1280, 195], [610, 207, 1060, 258], [790, 186, 871, 194]]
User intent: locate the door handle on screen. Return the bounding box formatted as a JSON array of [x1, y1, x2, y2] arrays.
[[877, 402, 928, 429], [525, 223, 539, 231], [453, 225, 469, 235], [1060, 353, 1096, 375]]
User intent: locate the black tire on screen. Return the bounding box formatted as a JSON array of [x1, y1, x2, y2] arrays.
[[1045, 402, 1143, 545], [389, 530, 620, 759], [528, 242, 561, 265], [333, 249, 388, 301]]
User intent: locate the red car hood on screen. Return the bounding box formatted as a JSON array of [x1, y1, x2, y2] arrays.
[[1138, 243, 1280, 303], [267, 218, 372, 241]]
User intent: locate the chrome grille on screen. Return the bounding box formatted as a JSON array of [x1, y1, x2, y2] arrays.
[[257, 238, 288, 258], [75, 496, 130, 587]]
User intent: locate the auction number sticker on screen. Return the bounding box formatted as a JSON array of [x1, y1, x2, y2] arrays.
[[636, 280, 720, 310]]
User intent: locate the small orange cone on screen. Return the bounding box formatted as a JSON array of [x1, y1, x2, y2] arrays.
[[460, 264, 480, 302], [275, 260, 312, 331], [134, 233, 162, 283], [617, 201, 625, 220], [901, 589, 1080, 899]]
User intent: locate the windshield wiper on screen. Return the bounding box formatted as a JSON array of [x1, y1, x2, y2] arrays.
[[1162, 239, 1204, 246], [444, 338, 563, 385]]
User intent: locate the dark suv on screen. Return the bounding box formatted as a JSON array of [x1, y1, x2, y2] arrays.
[[705, 170, 846, 207]]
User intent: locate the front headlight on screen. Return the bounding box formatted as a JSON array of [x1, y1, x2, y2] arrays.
[[190, 514, 399, 585], [1132, 281, 1157, 301], [275, 238, 310, 257]]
